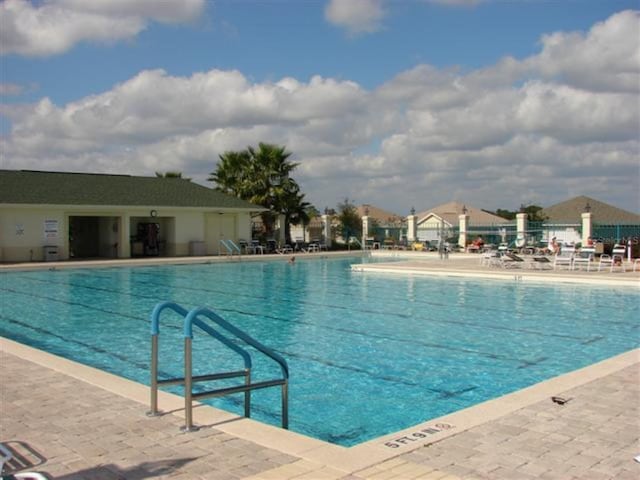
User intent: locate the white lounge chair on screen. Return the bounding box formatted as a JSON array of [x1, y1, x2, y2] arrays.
[[553, 247, 574, 270], [599, 245, 626, 272], [572, 247, 595, 271]]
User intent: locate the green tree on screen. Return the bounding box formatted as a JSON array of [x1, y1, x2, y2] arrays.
[[494, 208, 516, 220], [209, 143, 309, 242], [335, 198, 361, 244], [493, 205, 547, 222]]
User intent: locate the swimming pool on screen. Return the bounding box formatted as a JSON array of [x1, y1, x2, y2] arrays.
[[1, 257, 638, 446]]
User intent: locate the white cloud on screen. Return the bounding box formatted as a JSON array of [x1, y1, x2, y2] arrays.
[[527, 10, 640, 93], [2, 10, 639, 213], [0, 0, 205, 57], [325, 0, 386, 35]]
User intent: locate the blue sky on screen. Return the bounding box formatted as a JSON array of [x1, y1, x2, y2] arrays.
[[1, 0, 639, 214]]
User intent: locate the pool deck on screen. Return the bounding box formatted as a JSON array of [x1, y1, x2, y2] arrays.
[[1, 253, 639, 479]]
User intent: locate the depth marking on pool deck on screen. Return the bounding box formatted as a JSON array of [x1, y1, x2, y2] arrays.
[[382, 422, 455, 449]]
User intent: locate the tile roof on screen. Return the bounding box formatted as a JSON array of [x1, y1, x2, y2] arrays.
[[541, 195, 640, 224], [0, 170, 264, 210], [357, 204, 404, 225], [416, 201, 509, 226]]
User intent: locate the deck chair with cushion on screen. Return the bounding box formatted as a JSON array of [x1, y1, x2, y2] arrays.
[[572, 247, 595, 271]]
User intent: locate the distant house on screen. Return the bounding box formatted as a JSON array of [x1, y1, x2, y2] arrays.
[[540, 195, 640, 245], [357, 204, 406, 242], [0, 170, 264, 262], [414, 201, 509, 242], [356, 204, 404, 226]]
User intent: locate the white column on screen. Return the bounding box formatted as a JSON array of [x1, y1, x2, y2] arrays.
[[120, 214, 130, 258], [321, 214, 332, 247], [581, 212, 592, 246], [362, 215, 370, 249], [458, 213, 469, 249], [516, 213, 527, 247], [277, 214, 286, 245], [407, 214, 417, 242]]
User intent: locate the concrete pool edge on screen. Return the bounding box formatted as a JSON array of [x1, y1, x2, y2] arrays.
[[2, 337, 638, 474], [352, 260, 640, 287], [0, 250, 365, 271]]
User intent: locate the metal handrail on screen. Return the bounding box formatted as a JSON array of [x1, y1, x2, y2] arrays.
[[219, 239, 241, 256], [148, 301, 289, 432], [183, 306, 288, 431]]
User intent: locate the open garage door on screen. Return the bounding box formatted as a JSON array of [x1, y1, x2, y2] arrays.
[[69, 216, 119, 259]]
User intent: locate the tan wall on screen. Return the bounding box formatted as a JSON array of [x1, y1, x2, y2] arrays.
[[1, 204, 254, 263], [0, 207, 67, 262]]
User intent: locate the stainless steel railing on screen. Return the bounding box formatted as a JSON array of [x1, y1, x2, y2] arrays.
[[148, 301, 289, 431]]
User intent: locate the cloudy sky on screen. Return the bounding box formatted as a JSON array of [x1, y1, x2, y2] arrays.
[[1, 0, 639, 214]]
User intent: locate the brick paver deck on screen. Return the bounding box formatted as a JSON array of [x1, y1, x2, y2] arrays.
[[2, 349, 638, 479]]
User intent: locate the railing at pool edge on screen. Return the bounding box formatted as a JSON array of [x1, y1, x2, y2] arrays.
[[147, 301, 289, 431], [220, 239, 242, 257]]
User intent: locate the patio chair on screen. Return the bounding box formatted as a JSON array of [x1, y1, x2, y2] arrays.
[[480, 250, 499, 266], [572, 247, 595, 271], [238, 239, 250, 254], [250, 240, 265, 254], [553, 247, 574, 270], [0, 442, 48, 480], [276, 244, 293, 254], [599, 245, 626, 272]]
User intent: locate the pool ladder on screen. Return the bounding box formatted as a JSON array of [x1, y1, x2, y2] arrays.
[[147, 301, 289, 431]]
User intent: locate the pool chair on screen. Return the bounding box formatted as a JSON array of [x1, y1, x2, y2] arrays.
[[0, 442, 48, 480], [598, 245, 627, 272], [572, 247, 595, 271], [480, 250, 500, 266], [553, 248, 574, 270], [250, 240, 265, 254], [276, 244, 293, 254], [498, 252, 525, 269], [530, 255, 552, 270]]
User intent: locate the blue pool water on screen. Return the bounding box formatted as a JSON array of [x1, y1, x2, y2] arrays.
[[1, 257, 638, 446]]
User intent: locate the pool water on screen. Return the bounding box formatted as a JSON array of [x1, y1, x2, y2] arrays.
[[1, 257, 638, 446]]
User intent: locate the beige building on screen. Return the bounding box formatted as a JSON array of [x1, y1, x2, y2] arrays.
[[414, 201, 509, 242], [0, 170, 264, 262]]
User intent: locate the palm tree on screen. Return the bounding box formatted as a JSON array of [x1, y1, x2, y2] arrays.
[[155, 171, 189, 180], [209, 143, 310, 241]]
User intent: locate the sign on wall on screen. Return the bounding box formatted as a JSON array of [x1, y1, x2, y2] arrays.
[[44, 219, 59, 241]]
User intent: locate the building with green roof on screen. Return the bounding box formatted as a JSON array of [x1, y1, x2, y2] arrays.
[[0, 170, 265, 262]]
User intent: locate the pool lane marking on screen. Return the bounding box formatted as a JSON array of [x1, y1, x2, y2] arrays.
[[16, 269, 617, 345], [0, 280, 579, 368]]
